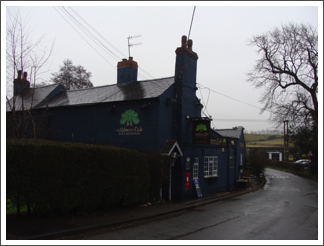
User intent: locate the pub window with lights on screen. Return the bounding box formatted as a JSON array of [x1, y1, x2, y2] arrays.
[[204, 156, 218, 177]]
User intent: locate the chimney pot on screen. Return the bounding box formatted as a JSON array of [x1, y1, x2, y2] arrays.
[[18, 70, 22, 80], [181, 35, 187, 48], [14, 70, 30, 96], [129, 57, 133, 61], [188, 39, 193, 51]]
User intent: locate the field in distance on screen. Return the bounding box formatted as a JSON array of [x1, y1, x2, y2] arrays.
[[244, 134, 284, 148]]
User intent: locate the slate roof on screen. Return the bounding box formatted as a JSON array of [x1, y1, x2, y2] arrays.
[[7, 77, 175, 111], [6, 84, 66, 111], [213, 126, 244, 140]]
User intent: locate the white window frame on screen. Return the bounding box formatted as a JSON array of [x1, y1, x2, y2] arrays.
[[193, 158, 199, 179], [204, 156, 218, 177]]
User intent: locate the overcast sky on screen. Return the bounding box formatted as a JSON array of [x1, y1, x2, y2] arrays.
[[1, 3, 323, 245], [2, 2, 322, 133]]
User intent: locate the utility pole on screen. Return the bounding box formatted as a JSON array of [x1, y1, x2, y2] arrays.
[[283, 120, 289, 161], [127, 35, 141, 58]]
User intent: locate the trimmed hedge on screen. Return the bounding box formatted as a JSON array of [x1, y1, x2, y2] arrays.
[[267, 160, 312, 174], [6, 139, 150, 215], [138, 150, 171, 201]]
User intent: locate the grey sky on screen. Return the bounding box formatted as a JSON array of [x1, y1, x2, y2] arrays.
[[3, 2, 322, 133]]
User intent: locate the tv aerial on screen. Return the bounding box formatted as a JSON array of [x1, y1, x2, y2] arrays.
[[128, 35, 141, 57]]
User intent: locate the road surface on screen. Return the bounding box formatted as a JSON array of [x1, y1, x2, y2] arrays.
[[84, 168, 318, 240]]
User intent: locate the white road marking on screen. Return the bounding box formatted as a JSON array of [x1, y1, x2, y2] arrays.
[[266, 176, 289, 179]]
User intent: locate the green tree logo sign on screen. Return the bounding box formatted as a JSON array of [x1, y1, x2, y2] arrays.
[[120, 109, 140, 126], [196, 123, 207, 131]]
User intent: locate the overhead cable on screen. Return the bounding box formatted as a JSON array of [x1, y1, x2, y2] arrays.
[[68, 6, 126, 59], [60, 7, 122, 62], [67, 7, 155, 80], [197, 83, 265, 110], [54, 7, 153, 81], [53, 7, 116, 70]]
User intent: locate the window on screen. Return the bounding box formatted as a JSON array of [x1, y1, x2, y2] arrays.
[[204, 156, 218, 177], [193, 158, 199, 179]]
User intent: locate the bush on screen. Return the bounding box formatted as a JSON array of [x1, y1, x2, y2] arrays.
[[267, 135, 277, 140], [6, 139, 150, 215], [267, 160, 311, 174], [246, 148, 268, 177], [138, 150, 171, 201]]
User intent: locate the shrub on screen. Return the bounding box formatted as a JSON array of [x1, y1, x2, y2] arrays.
[[267, 135, 277, 140], [6, 139, 150, 215], [246, 148, 268, 177], [138, 150, 171, 201]]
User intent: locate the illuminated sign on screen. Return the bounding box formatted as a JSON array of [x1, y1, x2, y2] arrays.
[[192, 120, 210, 144], [210, 138, 227, 145]]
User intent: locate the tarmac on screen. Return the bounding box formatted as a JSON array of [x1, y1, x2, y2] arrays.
[[6, 178, 266, 240]]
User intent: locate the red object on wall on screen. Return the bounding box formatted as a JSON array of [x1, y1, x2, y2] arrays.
[[185, 172, 190, 189]]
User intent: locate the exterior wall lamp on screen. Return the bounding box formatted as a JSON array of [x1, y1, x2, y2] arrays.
[[171, 152, 177, 159]]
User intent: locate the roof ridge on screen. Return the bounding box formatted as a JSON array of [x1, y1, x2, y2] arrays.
[[33, 84, 66, 109], [66, 76, 175, 92]]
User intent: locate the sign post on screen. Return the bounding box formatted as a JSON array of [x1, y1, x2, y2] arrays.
[[193, 179, 203, 198]]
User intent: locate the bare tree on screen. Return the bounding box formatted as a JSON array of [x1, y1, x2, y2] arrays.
[[6, 8, 55, 139], [247, 23, 318, 133], [6, 8, 55, 97]]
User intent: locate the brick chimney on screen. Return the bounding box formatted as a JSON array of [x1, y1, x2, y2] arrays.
[[175, 35, 198, 60], [174, 35, 198, 90], [173, 35, 199, 144], [117, 57, 138, 85], [13, 70, 30, 96]]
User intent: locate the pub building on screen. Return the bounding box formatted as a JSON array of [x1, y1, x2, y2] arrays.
[[7, 35, 246, 201]]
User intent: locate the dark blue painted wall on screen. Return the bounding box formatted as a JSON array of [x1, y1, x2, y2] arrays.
[[29, 37, 247, 201], [175, 142, 242, 200], [48, 97, 173, 152]]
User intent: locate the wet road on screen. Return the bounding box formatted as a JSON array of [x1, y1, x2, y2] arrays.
[[85, 168, 318, 240]]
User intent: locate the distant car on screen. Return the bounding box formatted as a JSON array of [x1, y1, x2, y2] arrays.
[[294, 159, 309, 165]]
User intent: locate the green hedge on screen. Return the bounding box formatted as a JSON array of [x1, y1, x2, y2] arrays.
[[138, 150, 171, 201], [6, 139, 150, 215], [267, 160, 310, 173]]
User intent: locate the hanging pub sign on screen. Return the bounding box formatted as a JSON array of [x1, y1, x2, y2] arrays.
[[192, 118, 211, 144]]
